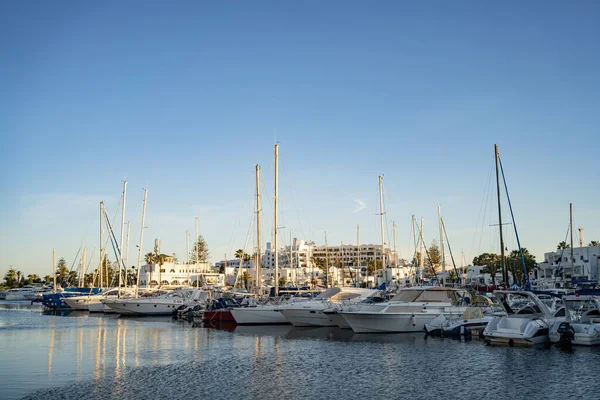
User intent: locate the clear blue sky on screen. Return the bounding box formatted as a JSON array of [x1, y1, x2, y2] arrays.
[[1, 1, 599, 278]]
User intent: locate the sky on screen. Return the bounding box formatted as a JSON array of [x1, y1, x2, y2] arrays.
[[1, 1, 599, 278]]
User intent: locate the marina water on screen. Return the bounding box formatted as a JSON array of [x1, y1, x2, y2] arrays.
[[1, 302, 599, 400]]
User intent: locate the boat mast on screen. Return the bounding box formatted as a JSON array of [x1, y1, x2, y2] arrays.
[[357, 224, 360, 287], [255, 164, 261, 295], [393, 221, 397, 268], [195, 216, 199, 287], [570, 203, 574, 275], [274, 144, 279, 296], [186, 229, 190, 287], [125, 221, 130, 289], [99, 202, 103, 288], [118, 181, 127, 292], [494, 144, 508, 286], [378, 176, 386, 275], [341, 241, 344, 286], [136, 189, 147, 297], [290, 230, 293, 269], [53, 248, 56, 293], [80, 237, 85, 287], [420, 218, 424, 284], [438, 205, 445, 285], [411, 215, 417, 284], [325, 231, 329, 288]]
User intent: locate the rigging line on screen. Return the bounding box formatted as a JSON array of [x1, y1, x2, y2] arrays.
[[280, 167, 309, 241], [441, 217, 461, 285], [473, 163, 494, 257], [413, 219, 438, 282], [498, 155, 529, 289], [553, 224, 572, 286]]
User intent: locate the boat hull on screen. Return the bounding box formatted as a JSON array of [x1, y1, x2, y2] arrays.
[[63, 297, 93, 311], [202, 310, 236, 323], [231, 306, 289, 325], [104, 300, 182, 315], [323, 311, 351, 329], [88, 302, 112, 313], [279, 308, 337, 327], [341, 312, 439, 333]]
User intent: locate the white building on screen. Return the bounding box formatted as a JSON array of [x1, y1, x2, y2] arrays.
[[139, 259, 224, 287], [534, 245, 600, 288]]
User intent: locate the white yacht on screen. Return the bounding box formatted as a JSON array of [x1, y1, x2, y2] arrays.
[[483, 291, 565, 346], [425, 307, 498, 337], [4, 286, 47, 301], [230, 296, 312, 325], [340, 287, 469, 333], [103, 288, 208, 316], [277, 287, 381, 327], [63, 288, 139, 311], [549, 295, 600, 346]]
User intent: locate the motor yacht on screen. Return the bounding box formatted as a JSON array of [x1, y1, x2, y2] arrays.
[[549, 295, 600, 346], [278, 287, 381, 327], [340, 287, 470, 333], [103, 288, 208, 316], [483, 291, 565, 346]]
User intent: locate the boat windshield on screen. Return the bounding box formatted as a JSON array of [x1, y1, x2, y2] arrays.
[[315, 288, 342, 299], [390, 288, 457, 303]]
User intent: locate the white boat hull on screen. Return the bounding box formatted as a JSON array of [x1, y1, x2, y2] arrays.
[[484, 316, 553, 346], [341, 312, 440, 333], [279, 308, 337, 327], [63, 296, 94, 310], [88, 301, 113, 313], [104, 299, 186, 315], [549, 322, 600, 346], [323, 311, 351, 329], [231, 306, 289, 325]]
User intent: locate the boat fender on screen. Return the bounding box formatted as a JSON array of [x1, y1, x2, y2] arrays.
[[411, 314, 416, 326]]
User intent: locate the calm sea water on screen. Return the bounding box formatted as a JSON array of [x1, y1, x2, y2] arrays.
[[1, 301, 599, 400]]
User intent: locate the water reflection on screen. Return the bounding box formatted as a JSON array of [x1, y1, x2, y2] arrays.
[[3, 302, 600, 400]]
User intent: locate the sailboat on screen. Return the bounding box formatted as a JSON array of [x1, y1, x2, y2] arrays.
[[482, 145, 565, 345], [231, 144, 297, 325]]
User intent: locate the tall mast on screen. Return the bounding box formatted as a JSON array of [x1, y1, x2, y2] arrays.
[[125, 221, 130, 288], [341, 241, 344, 286], [195, 216, 199, 286], [393, 221, 397, 268], [274, 144, 279, 296], [255, 165, 261, 294], [52, 248, 56, 293], [412, 215, 417, 284], [118, 180, 127, 291], [80, 237, 85, 287], [136, 189, 147, 297], [570, 203, 574, 273], [186, 229, 190, 287], [325, 231, 329, 288], [495, 144, 508, 285], [420, 218, 424, 283], [290, 231, 293, 269], [99, 202, 103, 288], [378, 176, 386, 271], [438, 205, 445, 285], [357, 224, 360, 286]]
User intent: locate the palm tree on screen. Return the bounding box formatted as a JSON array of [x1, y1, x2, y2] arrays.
[[3, 268, 17, 287], [241, 271, 252, 290], [482, 263, 500, 286], [589, 241, 599, 247], [557, 241, 570, 250], [447, 270, 457, 284]]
